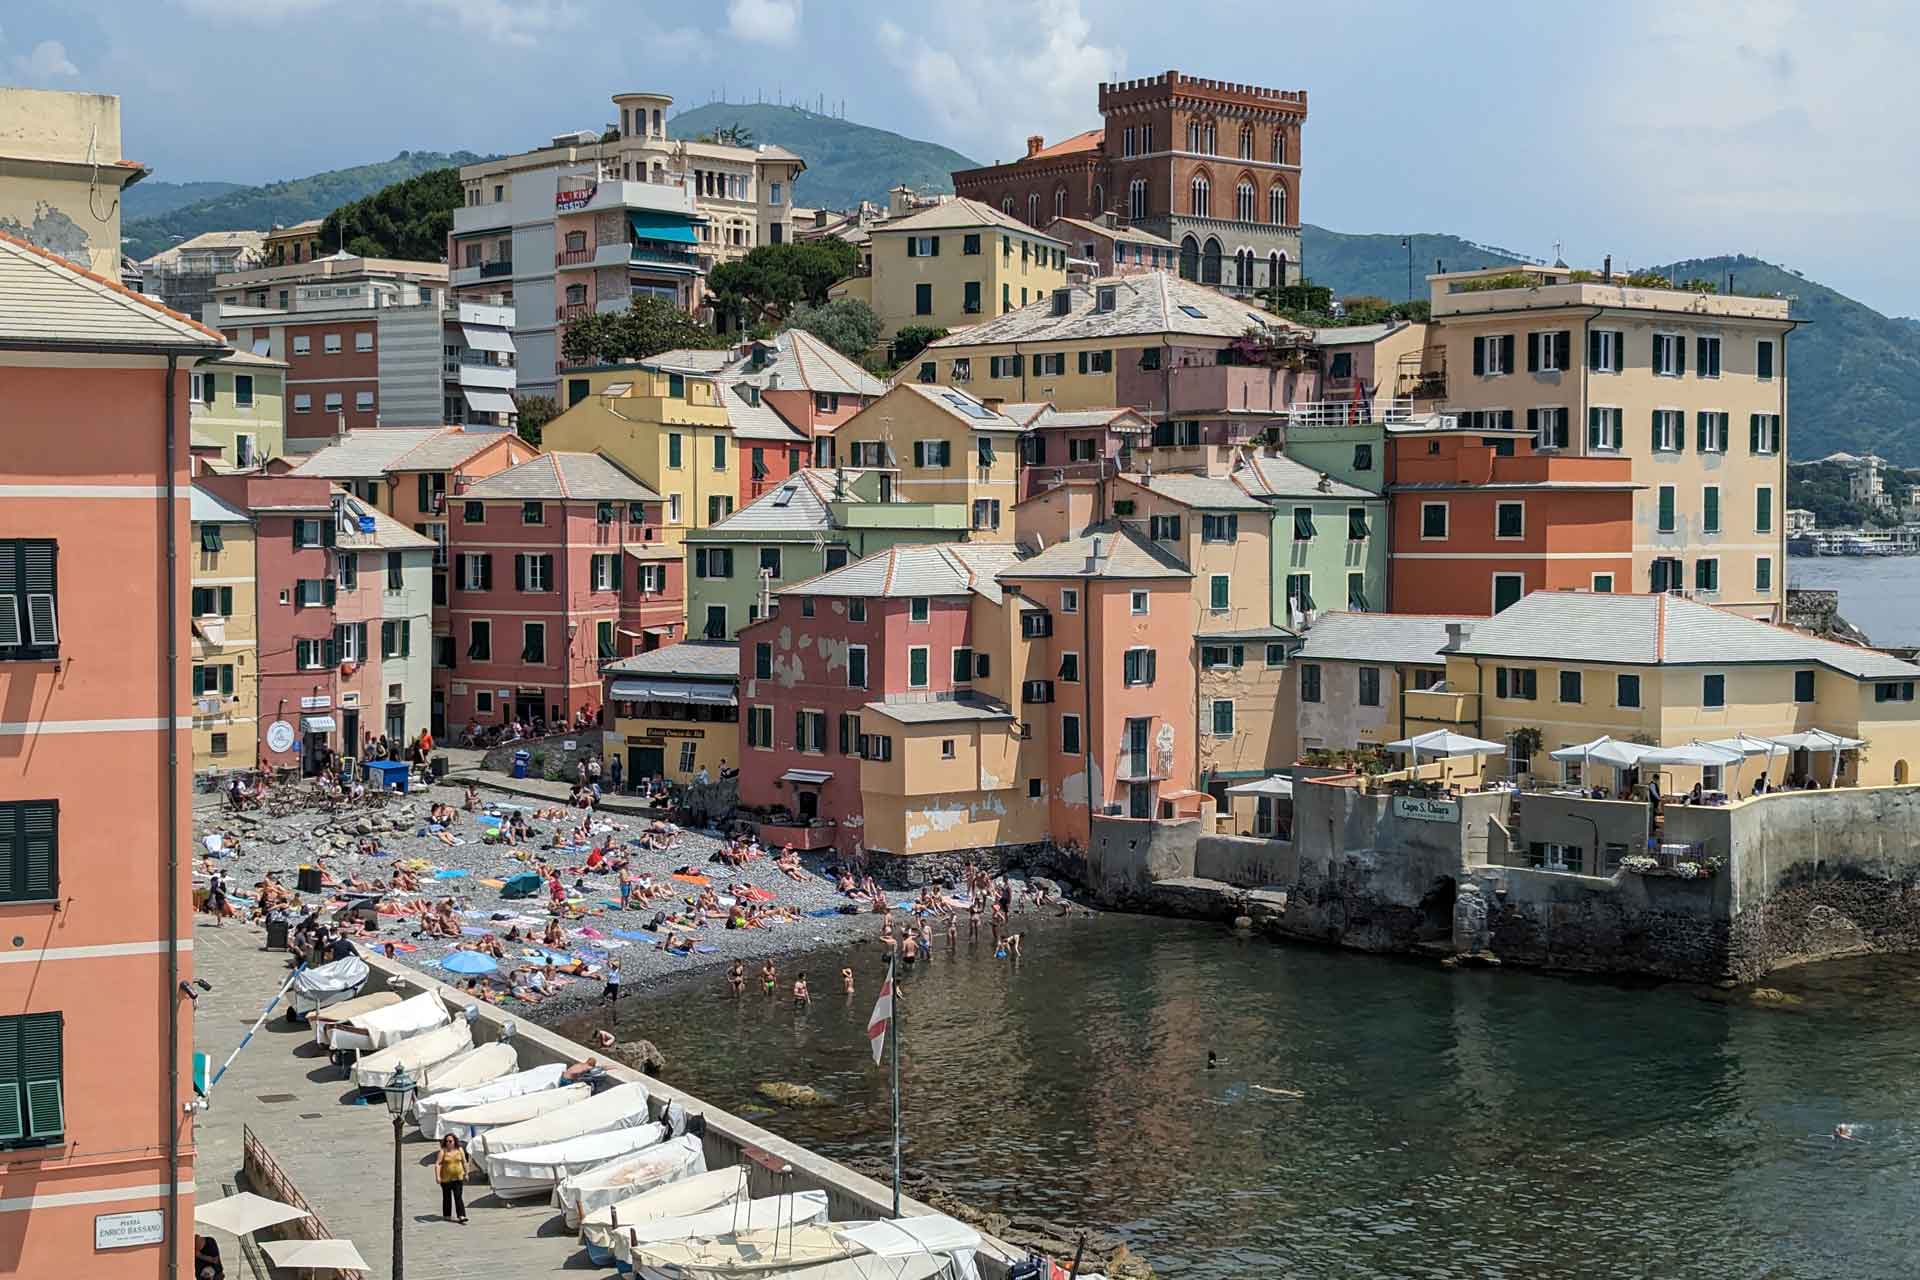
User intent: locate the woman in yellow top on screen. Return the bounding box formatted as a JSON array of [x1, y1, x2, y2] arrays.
[[435, 1135, 469, 1223]]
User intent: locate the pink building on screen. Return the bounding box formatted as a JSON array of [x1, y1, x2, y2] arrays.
[[1009, 405, 1150, 500], [329, 493, 437, 749], [440, 452, 662, 733]]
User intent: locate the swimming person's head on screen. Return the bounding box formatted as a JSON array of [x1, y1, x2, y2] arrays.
[[1207, 1051, 1218, 1069]]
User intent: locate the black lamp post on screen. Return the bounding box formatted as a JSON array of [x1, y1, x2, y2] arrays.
[[383, 1064, 417, 1280]]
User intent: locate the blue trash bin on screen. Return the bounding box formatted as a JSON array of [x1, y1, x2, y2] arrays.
[[512, 749, 531, 780]]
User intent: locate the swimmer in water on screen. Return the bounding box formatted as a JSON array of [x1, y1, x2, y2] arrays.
[[1207, 1051, 1218, 1070], [841, 966, 855, 995], [792, 973, 809, 1005], [1834, 1124, 1859, 1141]]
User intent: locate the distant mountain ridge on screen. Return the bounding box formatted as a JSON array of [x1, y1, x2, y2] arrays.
[[122, 180, 244, 221], [666, 102, 977, 211], [121, 151, 486, 261]]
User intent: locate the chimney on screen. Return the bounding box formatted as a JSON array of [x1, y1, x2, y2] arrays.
[[768, 372, 781, 391], [1440, 622, 1473, 653], [1026, 135, 1045, 158], [1603, 254, 1613, 284]]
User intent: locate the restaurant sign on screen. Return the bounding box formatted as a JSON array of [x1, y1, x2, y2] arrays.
[[555, 182, 598, 211], [628, 728, 705, 744], [1393, 795, 1459, 823]]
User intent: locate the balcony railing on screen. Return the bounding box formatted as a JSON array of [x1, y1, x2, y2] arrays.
[[479, 260, 513, 278], [1284, 397, 1423, 428], [631, 245, 700, 269], [556, 247, 593, 267], [556, 302, 588, 321]]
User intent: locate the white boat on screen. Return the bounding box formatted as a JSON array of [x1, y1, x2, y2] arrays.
[[412, 1040, 516, 1096], [352, 1020, 473, 1092], [327, 990, 448, 1053], [625, 1223, 857, 1276], [483, 1121, 666, 1200], [564, 1135, 710, 1233], [417, 1063, 566, 1138], [307, 990, 400, 1046], [288, 956, 370, 1015], [468, 1080, 654, 1164], [602, 1188, 826, 1271], [437, 1083, 591, 1144], [578, 1163, 745, 1250], [627, 1214, 982, 1280]]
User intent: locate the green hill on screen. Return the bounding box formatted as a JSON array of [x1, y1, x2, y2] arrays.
[[667, 102, 977, 211], [1301, 226, 1525, 302], [122, 151, 486, 261], [122, 180, 244, 221]]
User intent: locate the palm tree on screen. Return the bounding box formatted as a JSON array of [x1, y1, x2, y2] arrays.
[[715, 122, 756, 147]]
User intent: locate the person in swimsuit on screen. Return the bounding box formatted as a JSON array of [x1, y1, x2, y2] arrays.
[[901, 933, 918, 964], [760, 959, 777, 995], [727, 961, 745, 997], [792, 973, 810, 1004], [841, 966, 855, 995]]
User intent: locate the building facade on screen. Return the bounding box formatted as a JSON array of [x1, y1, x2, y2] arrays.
[[330, 494, 437, 749], [189, 348, 286, 468], [0, 88, 144, 280], [602, 642, 740, 785], [190, 487, 259, 772], [1043, 215, 1179, 279]]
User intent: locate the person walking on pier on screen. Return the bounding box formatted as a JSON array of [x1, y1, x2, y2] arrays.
[[436, 1134, 470, 1223]]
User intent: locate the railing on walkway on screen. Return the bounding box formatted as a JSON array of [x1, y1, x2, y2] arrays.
[[243, 1123, 355, 1280]]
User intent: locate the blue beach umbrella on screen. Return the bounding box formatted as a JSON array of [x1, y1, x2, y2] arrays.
[[440, 951, 498, 976]]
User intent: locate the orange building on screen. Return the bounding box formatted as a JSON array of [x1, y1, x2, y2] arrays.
[[1388, 424, 1639, 614], [0, 233, 228, 1278]]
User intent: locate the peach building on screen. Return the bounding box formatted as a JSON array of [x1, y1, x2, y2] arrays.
[[0, 232, 228, 1278]]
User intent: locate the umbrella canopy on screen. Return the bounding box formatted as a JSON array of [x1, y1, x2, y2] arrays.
[[193, 1192, 310, 1236], [1548, 736, 1652, 769], [1700, 733, 1789, 759], [1387, 729, 1505, 758], [260, 1238, 369, 1271], [1637, 741, 1746, 768], [1225, 775, 1293, 797], [440, 950, 498, 976], [1770, 729, 1866, 753]]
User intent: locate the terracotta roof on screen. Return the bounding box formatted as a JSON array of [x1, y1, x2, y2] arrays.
[[871, 197, 1063, 242], [1027, 129, 1105, 160], [461, 451, 659, 502], [0, 229, 229, 349]]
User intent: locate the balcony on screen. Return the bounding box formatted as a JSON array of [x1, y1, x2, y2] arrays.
[[1283, 397, 1424, 428], [631, 245, 701, 273], [1404, 687, 1478, 726], [1114, 753, 1169, 783], [480, 260, 512, 278], [556, 247, 593, 267], [556, 302, 588, 322], [1432, 268, 1791, 321], [1164, 363, 1295, 416]]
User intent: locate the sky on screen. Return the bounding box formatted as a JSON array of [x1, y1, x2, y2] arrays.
[[8, 0, 1920, 313]]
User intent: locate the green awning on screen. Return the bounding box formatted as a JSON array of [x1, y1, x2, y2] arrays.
[[629, 211, 699, 245]]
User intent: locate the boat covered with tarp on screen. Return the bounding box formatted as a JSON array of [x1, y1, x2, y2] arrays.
[[352, 1020, 472, 1091], [288, 956, 370, 1015], [577, 1163, 744, 1254], [307, 990, 399, 1044], [416, 1062, 564, 1138], [409, 1040, 516, 1096], [468, 1080, 654, 1163], [437, 1082, 591, 1144], [602, 1187, 826, 1271], [484, 1121, 667, 1199], [327, 990, 447, 1052]]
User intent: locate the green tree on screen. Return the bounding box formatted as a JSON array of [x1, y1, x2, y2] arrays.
[[513, 394, 560, 448], [320, 166, 464, 261], [707, 241, 862, 330], [560, 296, 725, 366], [889, 325, 947, 367], [786, 298, 882, 357]]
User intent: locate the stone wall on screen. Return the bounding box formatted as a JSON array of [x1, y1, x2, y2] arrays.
[[1195, 833, 1297, 887], [1466, 865, 1729, 978], [1086, 814, 1201, 904], [868, 839, 1066, 889], [480, 730, 612, 780]]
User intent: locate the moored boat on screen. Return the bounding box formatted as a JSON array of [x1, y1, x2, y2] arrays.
[[417, 1062, 565, 1138], [469, 1080, 654, 1164], [437, 1082, 591, 1144], [352, 1019, 473, 1091], [483, 1121, 667, 1200]]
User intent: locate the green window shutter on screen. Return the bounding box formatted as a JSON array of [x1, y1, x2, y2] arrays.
[[1651, 410, 1661, 451], [20, 1012, 62, 1139], [1472, 336, 1485, 375], [1500, 335, 1515, 372], [1659, 488, 1675, 531], [220, 665, 234, 696], [1704, 488, 1719, 531], [1588, 329, 1601, 369], [220, 587, 233, 616]]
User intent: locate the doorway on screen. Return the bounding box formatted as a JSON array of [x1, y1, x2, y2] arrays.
[[796, 788, 820, 822], [385, 704, 406, 744], [1128, 782, 1151, 819], [514, 692, 542, 727], [629, 745, 665, 785], [341, 709, 360, 757]]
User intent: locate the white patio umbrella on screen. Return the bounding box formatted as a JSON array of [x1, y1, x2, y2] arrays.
[[192, 1192, 310, 1237], [1769, 729, 1866, 785], [1386, 729, 1505, 758], [1637, 741, 1746, 768], [1549, 736, 1652, 786], [1701, 733, 1790, 794], [1225, 775, 1294, 797], [260, 1238, 369, 1272]]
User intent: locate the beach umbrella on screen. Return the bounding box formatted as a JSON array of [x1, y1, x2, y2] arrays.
[[1637, 741, 1745, 769], [260, 1239, 369, 1272], [1224, 775, 1293, 797], [1386, 729, 1505, 758], [441, 951, 498, 976], [1769, 728, 1866, 785], [193, 1192, 309, 1236]]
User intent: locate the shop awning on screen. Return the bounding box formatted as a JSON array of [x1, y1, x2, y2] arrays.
[[301, 715, 336, 733], [463, 388, 518, 415], [609, 677, 737, 706], [780, 768, 833, 785], [461, 325, 515, 353], [629, 210, 699, 245]]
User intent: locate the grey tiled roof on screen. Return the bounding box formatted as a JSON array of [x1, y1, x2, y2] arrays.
[[895, 383, 1025, 431], [1237, 453, 1381, 500], [690, 468, 879, 538], [388, 428, 519, 473], [925, 271, 1301, 350], [718, 380, 807, 442], [779, 542, 1025, 603], [601, 641, 740, 680], [873, 197, 1062, 240], [290, 429, 446, 478], [639, 348, 736, 375], [863, 694, 1014, 724], [999, 522, 1191, 580], [335, 492, 437, 550], [1294, 612, 1464, 666], [1126, 471, 1268, 511], [1028, 406, 1151, 432], [189, 485, 251, 524], [737, 329, 887, 398], [0, 232, 230, 349], [1452, 592, 1920, 678], [1312, 320, 1411, 345], [461, 451, 660, 502]]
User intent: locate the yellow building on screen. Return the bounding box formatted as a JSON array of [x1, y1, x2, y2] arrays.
[[544, 351, 737, 542], [0, 87, 144, 280], [601, 642, 740, 784], [830, 197, 1067, 341], [189, 486, 259, 772], [835, 384, 1022, 538], [1402, 591, 1920, 789], [189, 349, 286, 468], [1421, 264, 1792, 619]]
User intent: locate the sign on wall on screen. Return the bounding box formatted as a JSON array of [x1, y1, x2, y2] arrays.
[[1393, 795, 1459, 823], [265, 720, 297, 753], [299, 695, 331, 711], [95, 1211, 165, 1250], [556, 183, 598, 211]]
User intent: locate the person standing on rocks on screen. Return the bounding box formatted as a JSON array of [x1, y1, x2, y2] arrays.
[[609, 754, 623, 794], [602, 958, 621, 1004]]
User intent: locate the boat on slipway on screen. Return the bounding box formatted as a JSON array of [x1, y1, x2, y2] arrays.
[[469, 1080, 654, 1163], [305, 989, 398, 1044], [416, 1062, 564, 1138], [559, 1132, 708, 1231], [602, 1189, 828, 1272], [437, 1082, 591, 1144], [576, 1163, 746, 1258], [287, 955, 370, 1016], [326, 989, 448, 1052], [352, 1019, 472, 1091], [483, 1120, 667, 1200]]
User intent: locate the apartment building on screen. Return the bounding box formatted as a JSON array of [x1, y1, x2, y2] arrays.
[[330, 493, 437, 748], [603, 643, 739, 785], [952, 70, 1307, 294], [0, 88, 145, 280], [189, 348, 286, 468], [1044, 216, 1179, 279], [190, 486, 259, 771], [0, 230, 226, 1280], [724, 329, 888, 487], [827, 198, 1068, 340], [1291, 612, 1455, 756], [1012, 405, 1151, 500], [139, 231, 265, 317], [262, 218, 326, 267], [1421, 264, 1792, 619], [833, 384, 1022, 535], [440, 452, 661, 732], [1234, 450, 1387, 623]]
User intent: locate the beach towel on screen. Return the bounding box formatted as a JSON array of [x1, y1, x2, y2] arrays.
[[433, 869, 469, 879], [611, 929, 660, 943], [478, 878, 505, 889], [671, 873, 710, 886]]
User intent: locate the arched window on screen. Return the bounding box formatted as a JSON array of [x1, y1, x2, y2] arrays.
[[1092, 183, 1104, 215], [1128, 178, 1148, 222], [1190, 175, 1210, 217], [1201, 237, 1223, 286], [1205, 123, 1217, 154], [1236, 181, 1255, 222], [1239, 125, 1254, 159], [1027, 193, 1039, 225], [1179, 235, 1200, 281], [1272, 130, 1287, 165], [1277, 251, 1290, 286], [1054, 187, 1066, 219], [1235, 250, 1253, 288], [1268, 251, 1282, 287], [1270, 185, 1287, 226], [1002, 196, 1014, 215], [1186, 120, 1202, 152]]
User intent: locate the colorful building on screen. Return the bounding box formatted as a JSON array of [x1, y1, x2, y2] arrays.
[[1043, 216, 1179, 279], [722, 329, 888, 482], [1233, 450, 1387, 619], [1011, 404, 1150, 500], [0, 88, 144, 280], [190, 486, 259, 772], [440, 452, 661, 733], [1290, 612, 1457, 756], [329, 492, 437, 749], [188, 347, 286, 468], [835, 384, 1022, 535], [602, 642, 740, 785], [0, 229, 226, 1280]]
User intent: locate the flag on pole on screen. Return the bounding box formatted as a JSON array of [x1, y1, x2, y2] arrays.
[[867, 964, 894, 1064]]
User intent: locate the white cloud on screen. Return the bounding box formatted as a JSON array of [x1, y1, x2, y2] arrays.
[[175, 0, 577, 45], [727, 0, 802, 45], [13, 39, 79, 80], [876, 0, 1124, 163]]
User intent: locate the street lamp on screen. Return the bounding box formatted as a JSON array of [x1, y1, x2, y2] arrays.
[[383, 1064, 417, 1280]]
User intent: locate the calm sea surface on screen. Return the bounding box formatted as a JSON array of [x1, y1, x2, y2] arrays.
[[565, 917, 1920, 1280], [1789, 555, 1920, 646]]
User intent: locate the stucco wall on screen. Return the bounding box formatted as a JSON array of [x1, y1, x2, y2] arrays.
[[1086, 814, 1200, 902]]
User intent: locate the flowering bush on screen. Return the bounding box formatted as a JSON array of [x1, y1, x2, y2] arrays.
[[1619, 854, 1660, 874]]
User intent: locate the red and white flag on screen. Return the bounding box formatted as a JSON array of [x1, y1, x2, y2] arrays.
[[867, 964, 894, 1064]]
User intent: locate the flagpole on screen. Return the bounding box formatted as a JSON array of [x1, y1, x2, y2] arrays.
[[890, 955, 902, 1219]]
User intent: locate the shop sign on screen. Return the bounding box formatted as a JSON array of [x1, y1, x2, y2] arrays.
[[300, 695, 331, 711], [1393, 795, 1459, 823], [266, 720, 297, 753]]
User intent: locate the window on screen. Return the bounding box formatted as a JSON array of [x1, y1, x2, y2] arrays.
[[1587, 406, 1624, 451], [1652, 409, 1685, 453], [519, 501, 544, 526], [1646, 483, 1677, 535], [1129, 590, 1148, 616], [354, 331, 374, 354], [972, 499, 1002, 530], [1593, 573, 1614, 593], [1756, 485, 1774, 533], [1299, 663, 1322, 703], [703, 605, 727, 639], [323, 393, 343, 414], [1586, 328, 1624, 372], [1527, 330, 1570, 372], [1147, 513, 1180, 542], [910, 597, 929, 623], [795, 710, 828, 754], [1703, 673, 1726, 708], [746, 705, 773, 749], [1269, 185, 1286, 225], [1291, 507, 1316, 541], [335, 552, 358, 590], [1617, 673, 1641, 708], [294, 578, 333, 608], [467, 620, 491, 661], [1472, 334, 1515, 376], [847, 644, 868, 689], [1650, 556, 1684, 593], [324, 333, 342, 354], [1353, 443, 1374, 472], [1348, 572, 1368, 612], [0, 800, 58, 905], [1695, 411, 1729, 454], [914, 283, 933, 316], [708, 494, 734, 524], [1529, 407, 1569, 450], [458, 553, 491, 591], [1076, 349, 1114, 375], [666, 434, 683, 469], [1020, 610, 1052, 639], [1209, 575, 1230, 611], [192, 663, 235, 696], [1750, 414, 1781, 455], [1653, 333, 1685, 377], [912, 440, 951, 468], [908, 646, 929, 688], [1211, 699, 1236, 736], [1, 541, 64, 661], [1060, 588, 1079, 613], [1235, 181, 1255, 222], [1790, 669, 1817, 703], [846, 596, 867, 624], [1698, 485, 1721, 535], [1757, 339, 1776, 381], [1492, 573, 1523, 614], [1122, 647, 1157, 687], [1695, 558, 1720, 593], [1420, 502, 1448, 539], [191, 586, 235, 616], [1058, 651, 1080, 682], [1875, 681, 1917, 704], [1128, 178, 1148, 222], [0, 1011, 64, 1146], [1204, 513, 1239, 542], [1265, 643, 1288, 669], [1022, 679, 1055, 704], [1495, 502, 1524, 539], [1495, 667, 1538, 700], [292, 394, 311, 414], [1285, 573, 1315, 612], [950, 647, 974, 684], [292, 334, 311, 355], [1696, 335, 1721, 378], [1559, 670, 1583, 704], [1061, 714, 1082, 755], [1358, 667, 1381, 707], [1189, 175, 1210, 216], [351, 390, 374, 413], [516, 552, 554, 591], [694, 548, 734, 579], [591, 553, 619, 592], [1757, 556, 1774, 594]]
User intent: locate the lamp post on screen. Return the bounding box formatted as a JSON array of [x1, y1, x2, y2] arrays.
[[383, 1064, 417, 1280]]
